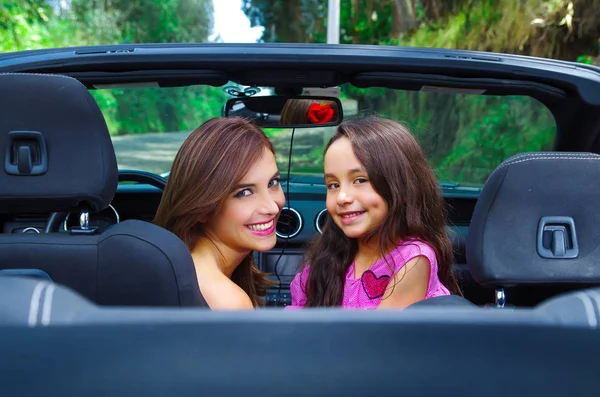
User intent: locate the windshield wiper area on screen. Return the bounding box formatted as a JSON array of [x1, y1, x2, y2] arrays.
[[439, 181, 482, 195]]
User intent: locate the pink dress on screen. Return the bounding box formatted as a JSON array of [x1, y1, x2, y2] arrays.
[[287, 239, 450, 309]]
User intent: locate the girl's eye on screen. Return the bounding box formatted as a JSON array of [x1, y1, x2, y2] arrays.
[[326, 182, 339, 190], [268, 177, 280, 188], [354, 178, 368, 184], [234, 188, 253, 198]]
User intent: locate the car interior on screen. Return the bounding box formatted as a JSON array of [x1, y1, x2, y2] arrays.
[[0, 43, 600, 394]]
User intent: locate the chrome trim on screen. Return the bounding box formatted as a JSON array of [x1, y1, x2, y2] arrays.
[[275, 207, 303, 239], [315, 208, 328, 234], [63, 204, 120, 231], [108, 204, 120, 224], [22, 227, 41, 234], [495, 288, 506, 307], [79, 209, 90, 229]]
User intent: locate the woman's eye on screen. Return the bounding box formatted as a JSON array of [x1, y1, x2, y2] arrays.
[[234, 189, 253, 198], [355, 178, 368, 184], [268, 178, 280, 188]]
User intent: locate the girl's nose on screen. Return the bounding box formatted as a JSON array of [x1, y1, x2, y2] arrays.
[[336, 189, 353, 206]]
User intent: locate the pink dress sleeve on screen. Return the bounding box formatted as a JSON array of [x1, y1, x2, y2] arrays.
[[388, 240, 450, 299], [284, 266, 310, 310]]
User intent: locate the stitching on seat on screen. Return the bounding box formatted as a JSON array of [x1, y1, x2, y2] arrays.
[[28, 282, 47, 328], [575, 292, 598, 328], [0, 72, 79, 81], [0, 72, 91, 93], [487, 155, 600, 181], [41, 284, 55, 326]]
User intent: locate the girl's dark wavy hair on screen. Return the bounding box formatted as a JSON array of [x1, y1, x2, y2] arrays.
[[302, 115, 460, 307]]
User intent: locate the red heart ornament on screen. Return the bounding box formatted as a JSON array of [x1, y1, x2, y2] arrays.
[[307, 103, 334, 124], [361, 270, 391, 300]]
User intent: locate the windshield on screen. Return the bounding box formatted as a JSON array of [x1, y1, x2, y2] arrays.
[[96, 83, 555, 187]]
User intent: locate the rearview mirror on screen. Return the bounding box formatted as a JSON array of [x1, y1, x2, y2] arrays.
[[224, 96, 343, 128]]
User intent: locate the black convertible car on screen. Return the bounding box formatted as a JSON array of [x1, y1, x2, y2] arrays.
[[0, 43, 599, 395]]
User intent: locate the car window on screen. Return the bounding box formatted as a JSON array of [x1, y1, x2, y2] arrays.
[[92, 83, 555, 187]]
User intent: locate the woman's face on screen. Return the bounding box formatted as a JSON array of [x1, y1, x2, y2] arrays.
[[204, 148, 285, 254]]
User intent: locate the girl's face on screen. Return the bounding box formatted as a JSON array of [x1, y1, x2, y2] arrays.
[[204, 149, 285, 254], [324, 137, 389, 241]]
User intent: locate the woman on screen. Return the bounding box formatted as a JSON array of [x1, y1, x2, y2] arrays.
[[154, 117, 285, 310]]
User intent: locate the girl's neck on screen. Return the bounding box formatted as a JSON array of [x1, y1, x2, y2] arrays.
[[191, 237, 249, 278]]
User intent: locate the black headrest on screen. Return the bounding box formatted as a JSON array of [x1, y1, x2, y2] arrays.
[[467, 152, 600, 287], [0, 73, 117, 213]]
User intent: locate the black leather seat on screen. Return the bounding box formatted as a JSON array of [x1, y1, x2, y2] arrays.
[[0, 276, 95, 326], [405, 295, 477, 309], [0, 73, 206, 307], [466, 152, 600, 306], [536, 287, 600, 327]]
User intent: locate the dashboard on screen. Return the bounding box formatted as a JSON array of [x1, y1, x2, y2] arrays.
[[0, 181, 490, 306]]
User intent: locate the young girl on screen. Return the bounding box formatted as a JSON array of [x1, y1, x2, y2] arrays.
[[154, 117, 285, 310], [289, 116, 459, 309]]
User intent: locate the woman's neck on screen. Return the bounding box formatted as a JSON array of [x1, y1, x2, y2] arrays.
[[191, 237, 250, 278]]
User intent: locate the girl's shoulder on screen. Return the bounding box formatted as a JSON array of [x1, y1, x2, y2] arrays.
[[372, 238, 438, 275]]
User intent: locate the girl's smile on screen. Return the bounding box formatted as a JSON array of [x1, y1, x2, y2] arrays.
[[338, 210, 366, 224]]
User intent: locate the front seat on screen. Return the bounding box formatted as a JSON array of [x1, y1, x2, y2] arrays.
[[466, 152, 600, 307], [0, 73, 206, 307]]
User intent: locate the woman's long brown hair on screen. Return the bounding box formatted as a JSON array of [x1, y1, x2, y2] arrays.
[[303, 115, 460, 307], [153, 117, 275, 307]]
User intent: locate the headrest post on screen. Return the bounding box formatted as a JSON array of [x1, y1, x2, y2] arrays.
[[495, 288, 506, 307], [69, 206, 98, 235], [79, 208, 90, 230]]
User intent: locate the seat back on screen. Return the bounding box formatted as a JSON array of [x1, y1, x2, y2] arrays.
[[0, 73, 205, 307], [466, 152, 600, 305]]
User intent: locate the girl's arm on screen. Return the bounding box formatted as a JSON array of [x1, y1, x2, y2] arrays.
[[376, 256, 430, 309]]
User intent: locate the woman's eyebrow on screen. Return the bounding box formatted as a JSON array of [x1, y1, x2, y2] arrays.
[[235, 171, 281, 189], [234, 183, 255, 189]]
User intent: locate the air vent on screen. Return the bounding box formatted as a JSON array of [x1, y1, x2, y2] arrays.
[[275, 207, 303, 239], [315, 209, 329, 234]]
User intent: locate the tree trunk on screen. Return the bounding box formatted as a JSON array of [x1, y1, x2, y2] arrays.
[[392, 0, 417, 35], [352, 0, 359, 44]]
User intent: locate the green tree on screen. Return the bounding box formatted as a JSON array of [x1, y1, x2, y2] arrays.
[[62, 0, 220, 135], [0, 0, 54, 51], [68, 0, 213, 45], [242, 0, 600, 62]]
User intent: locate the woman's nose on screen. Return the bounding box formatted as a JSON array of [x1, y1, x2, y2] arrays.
[[260, 192, 283, 215]]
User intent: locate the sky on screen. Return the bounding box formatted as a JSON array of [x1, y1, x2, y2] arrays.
[[210, 0, 264, 43]]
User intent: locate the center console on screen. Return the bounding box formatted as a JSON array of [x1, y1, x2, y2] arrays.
[[257, 249, 304, 307]]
